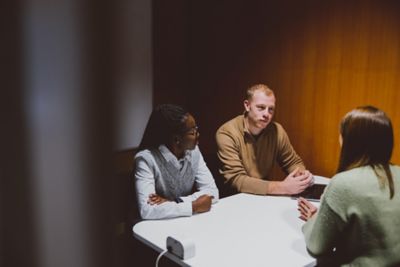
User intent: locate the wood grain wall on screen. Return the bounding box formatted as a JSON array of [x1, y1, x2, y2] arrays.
[[153, 0, 400, 178]]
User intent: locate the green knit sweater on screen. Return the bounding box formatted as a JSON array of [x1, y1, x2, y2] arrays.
[[303, 165, 400, 266]]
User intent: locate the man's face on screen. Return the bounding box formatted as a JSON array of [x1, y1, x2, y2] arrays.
[[244, 91, 276, 131]]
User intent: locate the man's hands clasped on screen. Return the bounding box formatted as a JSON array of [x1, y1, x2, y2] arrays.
[[281, 168, 314, 195]]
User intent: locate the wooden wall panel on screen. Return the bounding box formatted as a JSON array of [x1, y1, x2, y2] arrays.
[[267, 0, 400, 177], [154, 0, 400, 178]]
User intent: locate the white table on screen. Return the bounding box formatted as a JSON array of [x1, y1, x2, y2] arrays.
[[133, 176, 329, 267]]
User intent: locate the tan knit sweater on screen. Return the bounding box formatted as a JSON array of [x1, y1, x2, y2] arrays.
[[216, 115, 305, 195]]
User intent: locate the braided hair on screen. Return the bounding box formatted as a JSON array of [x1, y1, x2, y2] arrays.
[[138, 104, 188, 151]]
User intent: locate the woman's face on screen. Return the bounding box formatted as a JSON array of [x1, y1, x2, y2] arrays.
[[178, 114, 199, 151]]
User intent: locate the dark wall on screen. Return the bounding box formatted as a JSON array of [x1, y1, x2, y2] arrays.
[[1, 1, 38, 266], [153, 0, 191, 108]]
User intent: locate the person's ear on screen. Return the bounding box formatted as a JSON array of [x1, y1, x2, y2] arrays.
[[244, 99, 250, 112]]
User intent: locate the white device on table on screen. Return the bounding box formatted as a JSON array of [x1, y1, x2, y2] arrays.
[[166, 235, 196, 260]]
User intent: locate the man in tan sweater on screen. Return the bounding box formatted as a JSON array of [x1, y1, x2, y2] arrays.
[[216, 84, 313, 195]]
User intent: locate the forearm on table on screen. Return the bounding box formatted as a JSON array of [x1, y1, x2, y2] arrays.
[[180, 187, 219, 203], [225, 174, 270, 195], [286, 163, 306, 174], [138, 200, 192, 220], [232, 176, 298, 195], [266, 180, 290, 195]]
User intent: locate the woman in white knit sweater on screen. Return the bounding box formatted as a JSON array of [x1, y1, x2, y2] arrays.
[[134, 104, 218, 220]]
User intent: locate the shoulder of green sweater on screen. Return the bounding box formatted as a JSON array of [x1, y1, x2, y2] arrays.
[[325, 167, 373, 202], [333, 165, 400, 180], [331, 166, 371, 182], [390, 164, 400, 174]]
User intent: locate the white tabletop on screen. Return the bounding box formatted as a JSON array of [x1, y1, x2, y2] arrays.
[[133, 176, 329, 267]]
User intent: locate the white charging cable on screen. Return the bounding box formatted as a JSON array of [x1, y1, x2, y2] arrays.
[[155, 249, 168, 267]]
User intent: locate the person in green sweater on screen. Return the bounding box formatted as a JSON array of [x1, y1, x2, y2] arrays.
[[297, 106, 400, 266]]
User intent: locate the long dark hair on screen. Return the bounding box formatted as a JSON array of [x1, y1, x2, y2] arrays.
[[138, 104, 188, 151], [337, 106, 395, 198]]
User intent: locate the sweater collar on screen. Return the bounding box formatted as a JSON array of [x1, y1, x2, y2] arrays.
[[158, 144, 191, 167], [241, 114, 272, 139]]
